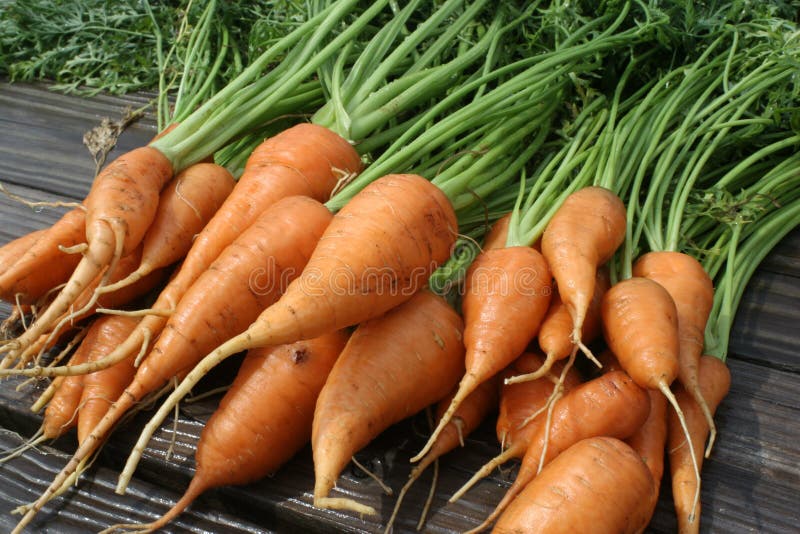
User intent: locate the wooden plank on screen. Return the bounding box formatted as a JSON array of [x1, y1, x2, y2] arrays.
[[0, 81, 798, 534]]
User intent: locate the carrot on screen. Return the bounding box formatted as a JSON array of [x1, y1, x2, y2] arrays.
[[633, 251, 718, 456], [312, 289, 465, 514], [109, 331, 349, 532], [505, 267, 610, 385], [482, 214, 511, 251], [492, 437, 656, 534], [601, 275, 703, 525], [0, 208, 85, 305], [386, 374, 499, 533], [0, 229, 47, 279], [75, 123, 361, 390], [450, 352, 582, 502], [76, 315, 140, 444], [95, 163, 235, 296], [464, 370, 650, 532], [12, 194, 332, 532], [669, 355, 730, 534], [3, 147, 173, 362], [412, 245, 551, 462], [541, 186, 626, 363]]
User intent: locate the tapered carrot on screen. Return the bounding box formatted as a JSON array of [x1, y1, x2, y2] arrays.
[[95, 163, 235, 296], [601, 276, 703, 525], [505, 267, 610, 385], [313, 290, 465, 514], [387, 374, 499, 533], [633, 251, 717, 456], [3, 147, 173, 362], [450, 352, 582, 502], [464, 370, 650, 532], [79, 123, 361, 388], [412, 245, 551, 462], [493, 437, 656, 534], [482, 214, 511, 251], [12, 194, 332, 531], [0, 208, 85, 305], [110, 331, 349, 532], [541, 186, 626, 361], [669, 355, 730, 534], [76, 315, 140, 443]]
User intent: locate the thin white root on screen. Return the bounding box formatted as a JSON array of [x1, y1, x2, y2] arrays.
[[313, 497, 377, 515], [0, 431, 46, 465], [417, 459, 438, 531], [352, 456, 393, 496]]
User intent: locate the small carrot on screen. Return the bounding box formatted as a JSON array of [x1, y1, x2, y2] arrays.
[[601, 275, 704, 526], [493, 437, 657, 534], [633, 251, 717, 456], [482, 213, 511, 251], [669, 355, 731, 534], [412, 245, 551, 462], [541, 186, 626, 362], [386, 374, 499, 533], [110, 331, 349, 532], [312, 290, 465, 515], [76, 315, 140, 444], [4, 147, 173, 362], [0, 208, 85, 305], [450, 352, 581, 502], [463, 370, 650, 532], [95, 163, 235, 296], [505, 267, 610, 385]]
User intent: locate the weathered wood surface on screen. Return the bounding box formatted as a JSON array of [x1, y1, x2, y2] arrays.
[[0, 83, 798, 533]]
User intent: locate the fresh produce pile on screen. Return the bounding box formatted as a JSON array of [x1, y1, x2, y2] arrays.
[[0, 1, 799, 532]]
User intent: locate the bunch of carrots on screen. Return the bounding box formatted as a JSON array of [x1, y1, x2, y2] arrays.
[[0, 1, 798, 532]]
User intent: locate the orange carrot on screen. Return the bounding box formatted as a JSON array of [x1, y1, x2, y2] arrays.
[[464, 370, 650, 532], [0, 229, 47, 279], [4, 147, 173, 362], [387, 374, 499, 533], [633, 251, 717, 456], [412, 245, 551, 462], [482, 214, 511, 251], [541, 186, 626, 362], [110, 331, 349, 532], [41, 348, 90, 441], [312, 290, 465, 514], [13, 194, 332, 530], [669, 355, 730, 534], [450, 352, 582, 502], [76, 315, 140, 443], [493, 437, 656, 534], [601, 275, 704, 525], [77, 123, 361, 390], [505, 267, 610, 385], [96, 163, 234, 296], [0, 208, 85, 305]]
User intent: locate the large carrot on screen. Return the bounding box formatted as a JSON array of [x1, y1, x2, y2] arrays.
[[541, 185, 626, 361], [0, 208, 85, 305], [72, 123, 361, 386], [76, 315, 140, 443], [3, 147, 173, 362], [669, 355, 730, 534], [601, 275, 704, 525], [111, 331, 349, 532], [465, 370, 650, 532], [450, 352, 581, 502], [633, 251, 718, 456], [13, 194, 332, 531], [493, 437, 656, 534], [412, 245, 551, 462], [505, 267, 610, 385], [312, 290, 465, 514], [95, 163, 235, 296]]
